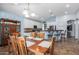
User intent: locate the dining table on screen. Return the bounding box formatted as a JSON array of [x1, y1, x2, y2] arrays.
[[25, 37, 52, 55]]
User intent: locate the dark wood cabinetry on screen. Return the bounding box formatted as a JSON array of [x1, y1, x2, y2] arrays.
[[0, 18, 21, 46]]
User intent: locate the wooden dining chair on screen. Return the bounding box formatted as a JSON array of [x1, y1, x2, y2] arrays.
[[9, 35, 18, 55], [31, 32, 38, 37], [12, 32, 20, 38], [7, 38, 12, 54], [61, 30, 66, 41], [17, 37, 28, 55], [38, 33, 45, 38], [44, 37, 55, 55], [49, 37, 55, 55], [31, 32, 36, 37]]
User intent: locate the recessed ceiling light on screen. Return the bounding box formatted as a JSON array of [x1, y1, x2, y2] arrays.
[[25, 14, 29, 17], [31, 13, 36, 17], [66, 4, 70, 8], [49, 9, 52, 13]]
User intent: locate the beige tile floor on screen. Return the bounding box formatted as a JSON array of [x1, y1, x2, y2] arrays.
[[0, 38, 79, 55]]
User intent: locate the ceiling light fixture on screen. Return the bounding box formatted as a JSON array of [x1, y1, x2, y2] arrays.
[[66, 4, 70, 8], [49, 9, 54, 17], [49, 9, 52, 13], [31, 13, 36, 17], [23, 10, 28, 15], [23, 3, 36, 18], [23, 3, 30, 17], [25, 14, 29, 17]]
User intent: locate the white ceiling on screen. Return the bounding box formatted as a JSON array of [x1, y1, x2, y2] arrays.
[[0, 3, 79, 21]]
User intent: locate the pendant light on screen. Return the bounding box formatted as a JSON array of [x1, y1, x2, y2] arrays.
[[23, 3, 36, 17], [23, 3, 30, 17]]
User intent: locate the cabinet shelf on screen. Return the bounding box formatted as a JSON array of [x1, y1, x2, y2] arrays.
[[0, 18, 21, 46]]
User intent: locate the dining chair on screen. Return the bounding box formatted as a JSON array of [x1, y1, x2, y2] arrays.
[[49, 37, 55, 55], [46, 37, 55, 55], [9, 35, 18, 55], [61, 30, 66, 41], [38, 33, 45, 38], [17, 37, 28, 55], [12, 32, 20, 38], [7, 38, 12, 54], [31, 32, 36, 37]]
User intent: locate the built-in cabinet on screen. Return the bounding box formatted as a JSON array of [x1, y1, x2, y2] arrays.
[[42, 21, 47, 30], [67, 20, 75, 38], [0, 18, 21, 46], [74, 19, 79, 39], [67, 19, 79, 39]]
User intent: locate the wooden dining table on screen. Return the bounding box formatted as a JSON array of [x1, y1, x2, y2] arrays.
[[26, 37, 52, 55]]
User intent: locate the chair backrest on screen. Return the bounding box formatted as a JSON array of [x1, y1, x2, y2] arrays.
[[61, 30, 66, 38], [17, 37, 27, 55], [31, 32, 36, 37], [49, 37, 55, 55], [38, 33, 45, 38], [9, 35, 18, 55], [12, 32, 20, 38]]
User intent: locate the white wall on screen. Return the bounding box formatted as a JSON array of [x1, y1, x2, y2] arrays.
[[75, 11, 79, 39], [23, 19, 42, 28], [46, 14, 76, 38], [57, 15, 76, 30], [47, 15, 76, 30], [23, 19, 42, 36], [0, 11, 43, 36], [47, 21, 56, 28], [56, 16, 66, 30], [46, 13, 79, 40], [0, 11, 24, 36]]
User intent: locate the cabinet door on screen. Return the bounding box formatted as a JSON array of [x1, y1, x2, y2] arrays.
[[9, 25, 16, 33], [0, 20, 3, 32], [16, 25, 20, 32], [0, 21, 2, 45], [3, 25, 9, 45]]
